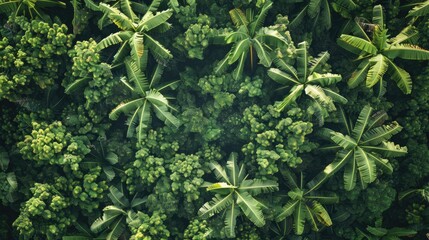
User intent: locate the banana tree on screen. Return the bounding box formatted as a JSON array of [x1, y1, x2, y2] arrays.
[[337, 4, 429, 95], [85, 0, 173, 68], [109, 58, 180, 143], [91, 185, 147, 240], [0, 0, 65, 20], [276, 169, 338, 235], [198, 152, 278, 238], [399, 184, 429, 202], [212, 0, 290, 80], [267, 41, 347, 124], [308, 105, 407, 192]]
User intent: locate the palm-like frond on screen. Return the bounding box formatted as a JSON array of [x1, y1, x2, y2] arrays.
[[331, 132, 357, 150], [372, 4, 384, 28], [391, 26, 419, 45], [249, 0, 272, 35], [198, 193, 234, 219], [337, 34, 377, 55], [223, 202, 239, 238], [97, 31, 133, 51], [125, 58, 149, 94], [312, 201, 332, 226], [229, 8, 249, 28], [293, 201, 306, 235], [366, 54, 388, 88], [351, 105, 373, 142], [360, 121, 402, 145], [105, 217, 126, 240], [308, 51, 330, 74], [296, 42, 308, 81], [236, 191, 265, 227], [344, 157, 357, 191], [109, 98, 145, 120], [385, 58, 412, 94], [383, 44, 429, 60], [348, 59, 370, 88], [108, 186, 130, 208], [267, 68, 300, 85], [276, 85, 304, 112], [407, 0, 429, 17], [355, 147, 376, 184], [137, 10, 173, 32], [239, 179, 279, 195]]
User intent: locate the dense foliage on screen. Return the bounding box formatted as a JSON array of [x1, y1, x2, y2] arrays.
[[1, 0, 429, 239]]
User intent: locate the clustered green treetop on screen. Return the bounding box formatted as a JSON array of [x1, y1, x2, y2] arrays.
[[0, 0, 429, 239]]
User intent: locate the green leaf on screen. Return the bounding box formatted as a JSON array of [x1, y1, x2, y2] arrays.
[[229, 8, 249, 28], [0, 147, 10, 171], [97, 31, 133, 51], [391, 26, 419, 45], [296, 42, 308, 82], [144, 33, 173, 63], [366, 54, 388, 88], [407, 0, 429, 17], [383, 44, 429, 60], [226, 152, 239, 186], [305, 85, 336, 112], [351, 105, 373, 143], [348, 59, 370, 88], [306, 150, 353, 193], [239, 179, 278, 195], [277, 199, 299, 221], [366, 152, 393, 174], [273, 58, 298, 79], [236, 191, 265, 227], [323, 88, 348, 104], [120, 0, 137, 21], [249, 0, 273, 35], [385, 58, 412, 94], [355, 147, 377, 184], [312, 201, 332, 226], [362, 141, 407, 158], [108, 186, 129, 208], [253, 38, 272, 67], [209, 162, 231, 184], [125, 58, 149, 94], [65, 77, 90, 94], [228, 39, 251, 64], [109, 98, 145, 120], [372, 5, 384, 28], [207, 182, 237, 191], [309, 51, 330, 74], [138, 10, 173, 31], [305, 204, 319, 232], [294, 201, 306, 235], [106, 217, 125, 240], [6, 172, 17, 190], [152, 104, 180, 128], [268, 68, 301, 85], [331, 132, 357, 150], [306, 73, 342, 87], [276, 85, 304, 112], [223, 201, 239, 238], [337, 34, 377, 55], [388, 227, 417, 237], [198, 193, 234, 219], [103, 166, 116, 181], [344, 157, 357, 191], [361, 121, 402, 145], [232, 52, 247, 80], [308, 0, 322, 18]]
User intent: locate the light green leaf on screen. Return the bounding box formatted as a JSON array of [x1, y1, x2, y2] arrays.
[[236, 191, 265, 227]]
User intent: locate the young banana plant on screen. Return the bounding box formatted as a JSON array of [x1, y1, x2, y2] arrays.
[[276, 169, 338, 235], [308, 105, 407, 192], [198, 152, 278, 238], [91, 185, 146, 240], [109, 57, 180, 143], [212, 0, 290, 80], [85, 0, 173, 68], [337, 5, 429, 95], [267, 41, 346, 125]]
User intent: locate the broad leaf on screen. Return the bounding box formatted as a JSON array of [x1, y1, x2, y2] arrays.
[[351, 105, 373, 143], [355, 147, 376, 184], [198, 193, 234, 219], [407, 0, 429, 17], [360, 121, 402, 145], [383, 44, 429, 60], [223, 201, 239, 238], [385, 58, 412, 94], [239, 179, 278, 195], [337, 34, 377, 55], [366, 54, 388, 88], [236, 191, 265, 227]]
